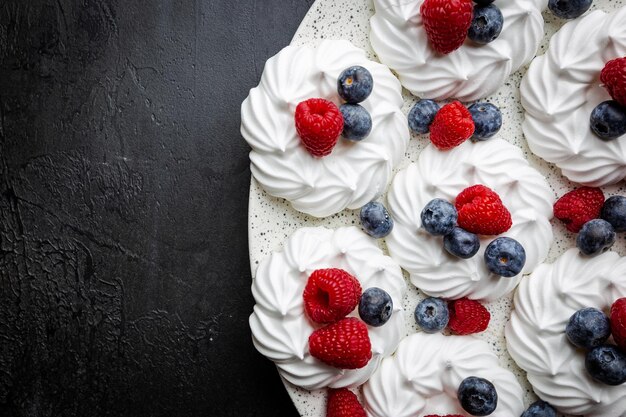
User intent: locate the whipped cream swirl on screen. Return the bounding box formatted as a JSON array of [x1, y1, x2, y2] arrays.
[[522, 7, 626, 186], [241, 40, 409, 218], [370, 0, 544, 101], [249, 227, 406, 390], [386, 139, 554, 301], [506, 249, 626, 416]]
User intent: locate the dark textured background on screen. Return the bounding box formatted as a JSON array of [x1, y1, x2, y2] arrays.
[[0, 1, 315, 415]]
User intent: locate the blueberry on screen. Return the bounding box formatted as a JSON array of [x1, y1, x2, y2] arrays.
[[585, 345, 626, 386], [458, 376, 498, 416], [473, 0, 495, 5], [414, 297, 449, 333], [338, 66, 374, 104], [408, 99, 440, 134], [521, 400, 557, 417], [444, 227, 480, 259], [360, 202, 393, 238], [468, 5, 504, 45], [359, 287, 393, 327], [601, 195, 626, 232], [484, 237, 526, 277], [340, 104, 372, 141], [590, 100, 626, 140], [565, 307, 611, 349], [576, 219, 615, 257], [548, 0, 593, 19], [421, 199, 458, 236], [468, 102, 502, 140]]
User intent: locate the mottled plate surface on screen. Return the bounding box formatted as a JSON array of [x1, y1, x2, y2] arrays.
[[248, 0, 626, 416]]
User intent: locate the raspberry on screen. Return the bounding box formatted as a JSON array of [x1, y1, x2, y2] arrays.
[[455, 185, 512, 235], [326, 388, 366, 417], [303, 268, 362, 324], [448, 298, 490, 335], [601, 57, 626, 107], [309, 317, 372, 369], [421, 0, 473, 54], [295, 98, 344, 157], [611, 298, 626, 352], [429, 101, 475, 150], [553, 187, 605, 233]]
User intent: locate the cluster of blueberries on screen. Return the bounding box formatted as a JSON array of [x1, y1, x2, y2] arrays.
[[421, 198, 527, 277], [358, 287, 394, 327], [576, 196, 626, 256], [337, 66, 375, 141], [590, 100, 626, 141], [565, 306, 626, 385]]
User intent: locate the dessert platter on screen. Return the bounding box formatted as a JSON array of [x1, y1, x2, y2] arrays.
[[243, 0, 626, 416]]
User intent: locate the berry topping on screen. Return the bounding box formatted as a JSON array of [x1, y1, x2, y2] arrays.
[[308, 317, 372, 369], [611, 298, 626, 351], [468, 5, 503, 45], [576, 219, 616, 257], [468, 102, 502, 140], [590, 100, 626, 140], [448, 298, 490, 335], [421, 198, 458, 236], [601, 57, 626, 107], [429, 101, 475, 150], [358, 287, 393, 327], [473, 0, 495, 5], [326, 388, 366, 417], [303, 268, 362, 324], [565, 307, 611, 349], [408, 99, 440, 134], [457, 376, 498, 416], [484, 237, 526, 277], [601, 196, 626, 232], [338, 66, 374, 104], [521, 400, 557, 417], [585, 345, 626, 386], [548, 0, 592, 19], [295, 98, 344, 157], [455, 185, 512, 235], [340, 104, 372, 141], [360, 202, 394, 239], [553, 187, 605, 233], [444, 227, 480, 259], [414, 297, 449, 333], [420, 0, 473, 55]]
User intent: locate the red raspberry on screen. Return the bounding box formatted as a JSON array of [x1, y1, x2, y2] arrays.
[[309, 317, 372, 369], [421, 0, 473, 54], [601, 57, 626, 106], [553, 187, 605, 233], [448, 298, 490, 335], [295, 98, 344, 157], [455, 185, 512, 235], [429, 101, 475, 150], [611, 298, 626, 352], [303, 268, 362, 324], [326, 388, 366, 417]]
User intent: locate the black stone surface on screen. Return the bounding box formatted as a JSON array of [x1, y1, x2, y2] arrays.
[[0, 1, 314, 416]]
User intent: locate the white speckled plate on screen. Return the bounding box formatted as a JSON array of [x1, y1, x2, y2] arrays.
[[248, 1, 626, 416]]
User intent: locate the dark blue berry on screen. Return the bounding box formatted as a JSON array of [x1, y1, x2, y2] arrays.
[[576, 219, 615, 257], [548, 0, 593, 19], [473, 0, 495, 5], [360, 202, 393, 239], [408, 99, 440, 134], [590, 100, 626, 140], [468, 5, 504, 45], [444, 227, 480, 259], [484, 237, 526, 277], [468, 102, 502, 140], [521, 400, 557, 417], [585, 345, 626, 386], [458, 376, 498, 416], [565, 307, 611, 349], [338, 66, 373, 104], [421, 199, 458, 236], [414, 297, 449, 333], [601, 195, 626, 232], [340, 104, 372, 141], [359, 287, 393, 327]]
